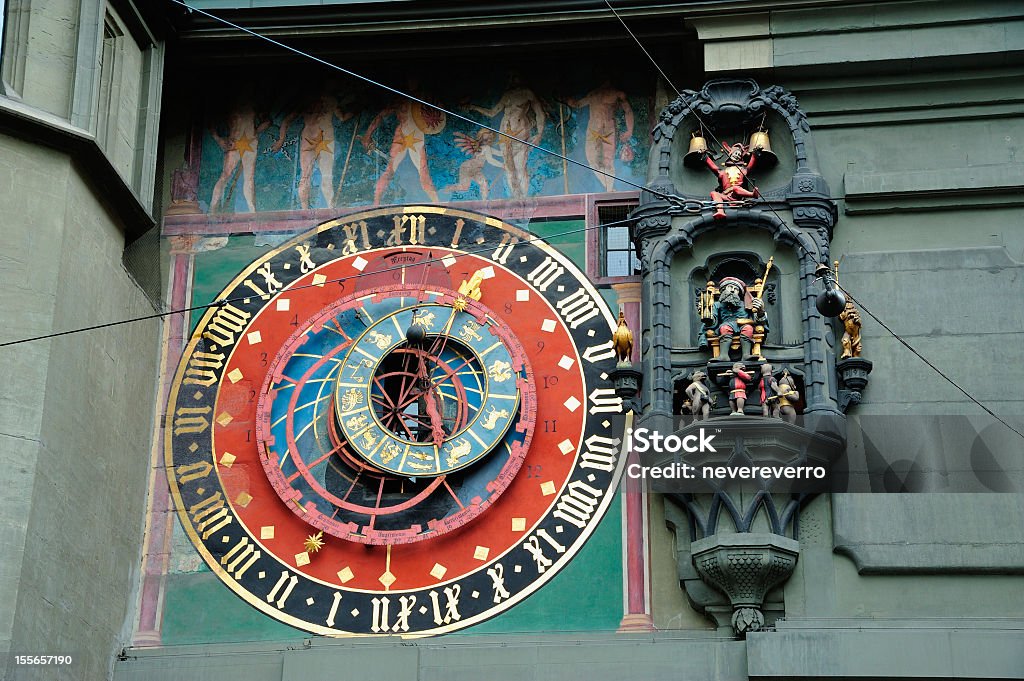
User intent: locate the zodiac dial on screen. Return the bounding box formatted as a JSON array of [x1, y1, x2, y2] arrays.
[[166, 207, 624, 636]]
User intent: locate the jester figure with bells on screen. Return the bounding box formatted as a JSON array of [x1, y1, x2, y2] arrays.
[[699, 141, 764, 219], [700, 276, 769, 361]]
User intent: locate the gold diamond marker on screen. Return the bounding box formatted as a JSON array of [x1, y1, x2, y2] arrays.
[[235, 492, 253, 508], [337, 567, 354, 584], [295, 552, 310, 567], [188, 442, 199, 453], [378, 571, 396, 589], [430, 563, 448, 580], [219, 452, 236, 467], [216, 412, 233, 427], [511, 517, 527, 532], [260, 526, 275, 540], [540, 481, 557, 496], [227, 368, 244, 384], [473, 546, 490, 561]]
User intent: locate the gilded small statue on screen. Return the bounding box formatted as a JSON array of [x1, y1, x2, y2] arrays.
[[773, 370, 800, 424], [612, 310, 634, 365], [834, 262, 863, 358]]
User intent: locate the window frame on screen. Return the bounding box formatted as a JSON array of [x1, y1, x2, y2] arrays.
[[585, 192, 641, 286]]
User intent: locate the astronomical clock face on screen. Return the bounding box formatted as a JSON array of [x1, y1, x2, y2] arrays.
[[166, 206, 624, 636]]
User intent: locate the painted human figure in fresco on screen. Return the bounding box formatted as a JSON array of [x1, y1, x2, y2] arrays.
[[467, 73, 546, 199], [209, 102, 270, 213], [568, 81, 634, 192], [271, 93, 354, 210], [698, 142, 763, 219], [445, 129, 504, 200], [699, 276, 769, 360], [360, 91, 443, 205]]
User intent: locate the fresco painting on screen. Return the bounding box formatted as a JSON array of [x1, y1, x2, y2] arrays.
[[197, 72, 651, 213]]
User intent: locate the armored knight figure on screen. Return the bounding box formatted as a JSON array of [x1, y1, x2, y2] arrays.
[[699, 276, 769, 360]]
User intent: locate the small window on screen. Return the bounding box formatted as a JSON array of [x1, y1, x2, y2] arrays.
[[2, 0, 32, 96], [598, 202, 640, 278], [96, 15, 122, 151]]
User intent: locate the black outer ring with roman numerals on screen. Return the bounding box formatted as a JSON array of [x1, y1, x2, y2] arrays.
[[166, 206, 625, 636]]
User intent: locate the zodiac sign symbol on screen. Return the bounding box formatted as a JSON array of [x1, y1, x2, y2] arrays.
[[380, 443, 401, 464], [340, 388, 362, 411], [368, 331, 393, 350], [445, 438, 472, 468], [345, 414, 368, 431], [480, 405, 510, 431], [458, 321, 483, 342], [361, 430, 378, 449], [412, 311, 436, 330], [344, 358, 372, 381], [409, 450, 433, 461], [406, 461, 434, 472], [487, 359, 512, 382]]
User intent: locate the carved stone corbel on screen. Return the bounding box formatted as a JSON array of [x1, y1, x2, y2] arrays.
[[691, 533, 799, 636]]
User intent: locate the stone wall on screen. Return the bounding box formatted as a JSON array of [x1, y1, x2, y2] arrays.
[[0, 132, 160, 680]]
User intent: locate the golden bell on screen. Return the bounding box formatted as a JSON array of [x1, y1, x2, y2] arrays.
[[683, 134, 709, 168], [749, 130, 778, 168]]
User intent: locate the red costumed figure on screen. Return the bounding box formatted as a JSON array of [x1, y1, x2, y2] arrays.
[[702, 142, 762, 219], [727, 362, 752, 415]]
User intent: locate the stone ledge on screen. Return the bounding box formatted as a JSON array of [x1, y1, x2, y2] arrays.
[[832, 494, 1024, 574], [0, 96, 155, 244], [843, 164, 1024, 213], [747, 622, 1024, 678]]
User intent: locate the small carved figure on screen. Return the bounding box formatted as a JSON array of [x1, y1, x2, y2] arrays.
[[759, 363, 777, 417], [612, 311, 634, 365], [840, 301, 863, 358], [724, 362, 752, 415], [685, 370, 712, 420], [699, 142, 763, 219], [773, 371, 800, 423], [699, 277, 768, 360]]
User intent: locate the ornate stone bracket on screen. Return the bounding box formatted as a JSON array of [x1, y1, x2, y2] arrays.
[[836, 356, 873, 412], [657, 416, 842, 636], [691, 533, 799, 636]]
